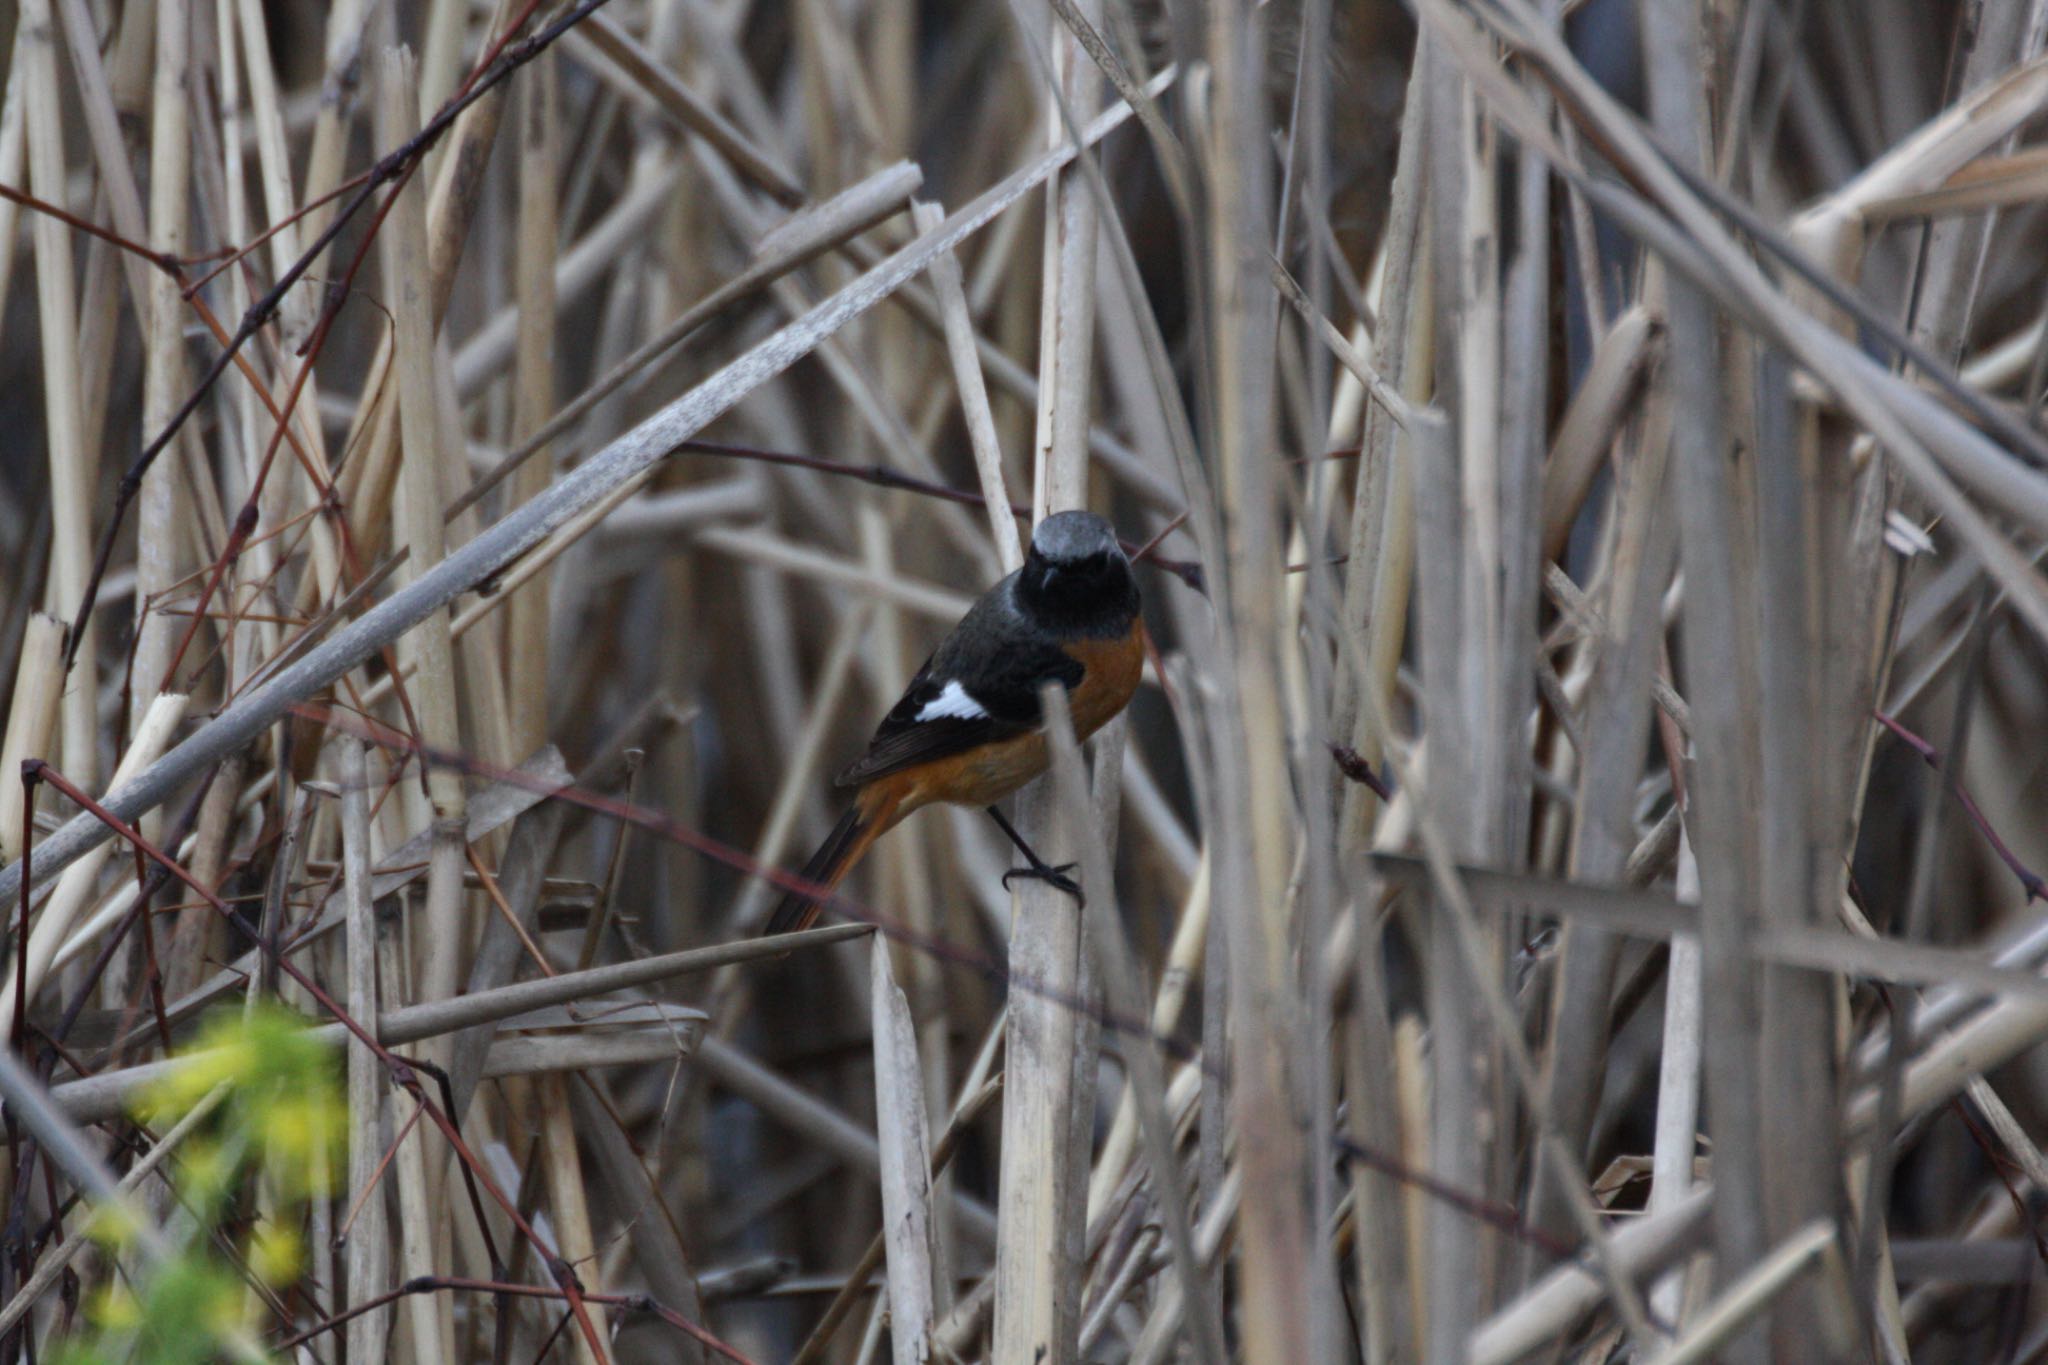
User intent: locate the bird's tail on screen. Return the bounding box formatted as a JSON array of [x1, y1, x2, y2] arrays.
[[763, 786, 898, 936]]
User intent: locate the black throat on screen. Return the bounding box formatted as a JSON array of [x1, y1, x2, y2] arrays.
[[1015, 548, 1140, 638]]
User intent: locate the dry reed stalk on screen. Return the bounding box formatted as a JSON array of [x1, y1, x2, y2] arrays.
[[987, 6, 1103, 1361], [1083, 854, 1208, 1222], [231, 0, 315, 344], [318, 71, 507, 602], [131, 0, 190, 730], [1415, 31, 1488, 1356], [1526, 290, 1675, 1271], [375, 41, 469, 1057], [1045, 689, 1226, 1363], [1327, 50, 1431, 1363], [916, 197, 1024, 571], [1644, 1221, 1855, 1365], [416, 0, 468, 137], [0, 615, 65, 865], [19, 0, 97, 790], [209, 0, 282, 700], [869, 938, 936, 1364], [380, 941, 456, 1364], [298, 0, 371, 253], [1646, 835, 1706, 1324], [11, 2, 2048, 1359], [52, 0, 152, 331], [340, 740, 392, 1365], [540, 1085, 612, 1365], [1195, 5, 1321, 1364], [502, 56, 613, 1355], [59, 921, 856, 1122], [0, 41, 29, 320]]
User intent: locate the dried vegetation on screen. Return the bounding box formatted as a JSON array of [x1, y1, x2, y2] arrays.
[[3, 0, 2048, 1361]]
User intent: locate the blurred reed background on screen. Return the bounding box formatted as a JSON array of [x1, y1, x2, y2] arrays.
[[2, 0, 2048, 1360]]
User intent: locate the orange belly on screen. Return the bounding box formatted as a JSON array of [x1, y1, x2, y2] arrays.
[[878, 617, 1143, 827]]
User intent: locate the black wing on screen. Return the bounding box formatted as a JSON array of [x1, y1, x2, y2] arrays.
[[834, 636, 1083, 788]]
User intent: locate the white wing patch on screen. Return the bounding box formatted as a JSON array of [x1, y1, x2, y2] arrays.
[[915, 680, 988, 722]]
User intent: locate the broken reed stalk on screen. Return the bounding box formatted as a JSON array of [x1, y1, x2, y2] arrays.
[[19, 0, 96, 791]]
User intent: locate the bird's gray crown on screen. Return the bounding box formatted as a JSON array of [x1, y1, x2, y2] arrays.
[[1030, 510, 1121, 563]]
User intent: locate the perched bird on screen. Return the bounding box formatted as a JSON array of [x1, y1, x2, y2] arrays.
[[763, 511, 1143, 935]]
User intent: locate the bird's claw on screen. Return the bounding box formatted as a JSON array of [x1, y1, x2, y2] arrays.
[[1002, 861, 1084, 907]]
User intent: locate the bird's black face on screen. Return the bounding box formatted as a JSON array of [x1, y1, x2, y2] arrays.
[[1017, 514, 1139, 636]]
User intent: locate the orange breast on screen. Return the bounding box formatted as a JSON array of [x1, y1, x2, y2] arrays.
[[1063, 616, 1145, 738]]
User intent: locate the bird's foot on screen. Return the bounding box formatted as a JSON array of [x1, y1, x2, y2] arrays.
[[1002, 860, 1084, 907]]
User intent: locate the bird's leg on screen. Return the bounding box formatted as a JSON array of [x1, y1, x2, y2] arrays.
[[985, 805, 1083, 906]]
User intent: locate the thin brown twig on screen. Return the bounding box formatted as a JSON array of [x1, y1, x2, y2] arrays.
[[1875, 708, 2046, 901], [272, 1274, 758, 1363]]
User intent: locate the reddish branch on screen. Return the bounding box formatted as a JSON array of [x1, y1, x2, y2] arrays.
[[1874, 709, 2046, 903], [1327, 742, 1393, 800]]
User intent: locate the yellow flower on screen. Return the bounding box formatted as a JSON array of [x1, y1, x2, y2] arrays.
[[175, 1138, 235, 1206], [259, 1091, 346, 1196], [89, 1282, 141, 1332], [136, 1040, 247, 1122], [82, 1199, 140, 1252], [248, 1222, 304, 1288]]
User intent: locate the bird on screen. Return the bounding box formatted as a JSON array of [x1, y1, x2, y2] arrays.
[[763, 510, 1144, 936]]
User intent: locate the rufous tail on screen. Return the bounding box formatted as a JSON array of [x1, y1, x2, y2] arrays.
[[763, 786, 897, 936]]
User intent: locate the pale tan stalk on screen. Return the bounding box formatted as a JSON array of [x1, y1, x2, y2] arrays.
[[540, 1087, 611, 1364], [375, 52, 470, 1277], [507, 48, 559, 753], [915, 199, 1024, 570], [1046, 690, 1227, 1364], [0, 616, 65, 864], [341, 742, 392, 1365], [0, 39, 28, 320], [871, 939, 937, 1363], [299, 0, 371, 253], [381, 939, 456, 1364], [132, 0, 191, 727], [991, 6, 1100, 1360], [232, 0, 315, 344], [53, 0, 153, 322], [20, 0, 96, 787], [211, 0, 272, 696], [318, 75, 508, 602], [417, 0, 470, 132], [1199, 1, 1316, 1358], [1083, 856, 1208, 1224]]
